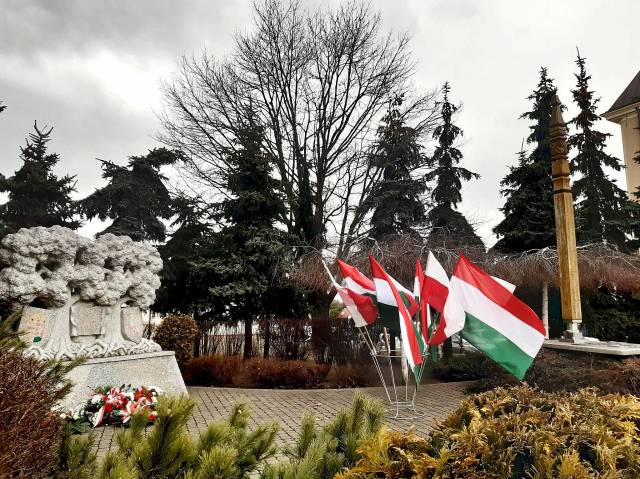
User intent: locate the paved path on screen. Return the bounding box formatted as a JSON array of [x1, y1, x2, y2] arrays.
[[93, 382, 470, 457]]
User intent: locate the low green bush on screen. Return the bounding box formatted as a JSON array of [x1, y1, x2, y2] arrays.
[[92, 392, 382, 479], [583, 291, 640, 343], [430, 352, 493, 382], [153, 314, 199, 367], [338, 386, 640, 478]]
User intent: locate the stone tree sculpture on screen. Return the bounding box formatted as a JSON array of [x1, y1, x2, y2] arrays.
[[0, 226, 163, 360]]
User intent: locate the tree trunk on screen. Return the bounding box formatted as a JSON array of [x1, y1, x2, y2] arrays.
[[263, 319, 271, 358], [542, 282, 549, 339], [443, 337, 453, 359], [243, 317, 253, 359], [310, 292, 333, 364]]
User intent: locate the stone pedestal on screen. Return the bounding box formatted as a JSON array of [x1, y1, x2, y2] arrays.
[[544, 339, 640, 356], [61, 351, 187, 410]]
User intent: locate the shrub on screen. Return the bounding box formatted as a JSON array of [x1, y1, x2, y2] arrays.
[[470, 349, 640, 396], [0, 312, 96, 478], [99, 395, 278, 479], [183, 355, 377, 389], [430, 352, 494, 382], [96, 392, 383, 479], [583, 291, 640, 343], [153, 314, 199, 367], [237, 358, 331, 389], [0, 349, 65, 477], [183, 355, 243, 387], [338, 386, 640, 478], [264, 392, 384, 479]]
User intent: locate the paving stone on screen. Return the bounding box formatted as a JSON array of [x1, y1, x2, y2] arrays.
[[92, 382, 470, 457]]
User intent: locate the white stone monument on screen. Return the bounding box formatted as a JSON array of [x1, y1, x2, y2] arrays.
[[0, 226, 186, 408]]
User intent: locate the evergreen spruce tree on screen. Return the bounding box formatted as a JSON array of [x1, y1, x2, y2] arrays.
[[425, 83, 482, 249], [79, 148, 179, 242], [366, 94, 426, 240], [0, 122, 79, 239], [494, 68, 557, 252], [196, 108, 292, 359], [568, 51, 632, 250]]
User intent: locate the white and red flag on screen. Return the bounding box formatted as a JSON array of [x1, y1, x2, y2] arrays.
[[422, 251, 466, 345], [369, 255, 424, 382], [323, 260, 377, 327]]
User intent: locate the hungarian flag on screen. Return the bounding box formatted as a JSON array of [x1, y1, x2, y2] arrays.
[[415, 260, 438, 361], [326, 260, 377, 327], [369, 256, 424, 382], [367, 258, 418, 333], [451, 254, 546, 380], [423, 251, 466, 345]]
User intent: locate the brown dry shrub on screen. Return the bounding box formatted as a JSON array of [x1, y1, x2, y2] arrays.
[[325, 364, 378, 388], [183, 355, 378, 389], [0, 349, 63, 478], [469, 349, 640, 396], [236, 358, 331, 388], [182, 354, 242, 386], [153, 314, 199, 367]]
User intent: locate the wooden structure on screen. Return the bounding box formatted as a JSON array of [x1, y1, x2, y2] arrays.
[[549, 95, 583, 342]]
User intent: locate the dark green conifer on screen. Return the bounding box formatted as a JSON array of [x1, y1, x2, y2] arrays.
[[79, 148, 179, 242], [425, 83, 482, 249], [0, 122, 79, 239], [494, 68, 556, 252], [568, 51, 631, 250], [367, 94, 426, 240]]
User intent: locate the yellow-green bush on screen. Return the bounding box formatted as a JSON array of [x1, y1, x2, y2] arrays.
[[338, 386, 640, 478], [153, 314, 199, 367]]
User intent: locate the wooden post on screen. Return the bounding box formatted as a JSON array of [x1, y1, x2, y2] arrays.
[[549, 94, 583, 342]]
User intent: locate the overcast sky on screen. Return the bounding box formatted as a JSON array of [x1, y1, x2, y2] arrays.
[[1, 0, 638, 245]]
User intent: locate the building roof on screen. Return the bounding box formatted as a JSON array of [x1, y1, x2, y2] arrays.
[[605, 69, 640, 115]]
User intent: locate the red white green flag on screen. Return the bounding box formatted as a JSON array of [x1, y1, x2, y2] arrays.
[[451, 254, 546, 380], [423, 251, 466, 345], [369, 255, 424, 382], [367, 258, 419, 333], [326, 260, 377, 327]]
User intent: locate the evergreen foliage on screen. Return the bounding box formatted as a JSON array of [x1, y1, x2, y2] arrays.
[[494, 68, 557, 252], [157, 108, 303, 358], [568, 51, 631, 250], [0, 122, 79, 240], [154, 197, 213, 316], [153, 314, 199, 368], [262, 392, 384, 479], [98, 396, 278, 479], [366, 95, 427, 240], [79, 147, 180, 242], [425, 83, 482, 248], [338, 386, 640, 478]]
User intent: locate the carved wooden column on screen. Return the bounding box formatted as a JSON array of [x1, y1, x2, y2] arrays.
[[550, 94, 583, 342]]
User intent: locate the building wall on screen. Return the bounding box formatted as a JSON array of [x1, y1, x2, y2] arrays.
[[617, 108, 640, 200]]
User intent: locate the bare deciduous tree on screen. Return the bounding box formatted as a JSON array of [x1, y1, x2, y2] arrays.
[[159, 0, 438, 258]]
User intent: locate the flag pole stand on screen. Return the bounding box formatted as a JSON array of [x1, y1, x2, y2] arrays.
[[368, 342, 429, 419]]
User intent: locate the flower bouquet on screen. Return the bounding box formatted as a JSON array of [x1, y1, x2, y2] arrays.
[[64, 385, 160, 431]]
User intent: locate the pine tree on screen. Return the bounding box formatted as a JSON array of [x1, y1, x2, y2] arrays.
[[79, 148, 179, 242], [568, 51, 631, 250], [494, 68, 556, 252], [425, 83, 482, 248], [366, 94, 426, 240], [0, 122, 79, 239]]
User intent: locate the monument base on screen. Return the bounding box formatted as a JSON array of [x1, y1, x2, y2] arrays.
[[61, 351, 187, 410], [544, 339, 640, 356]]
